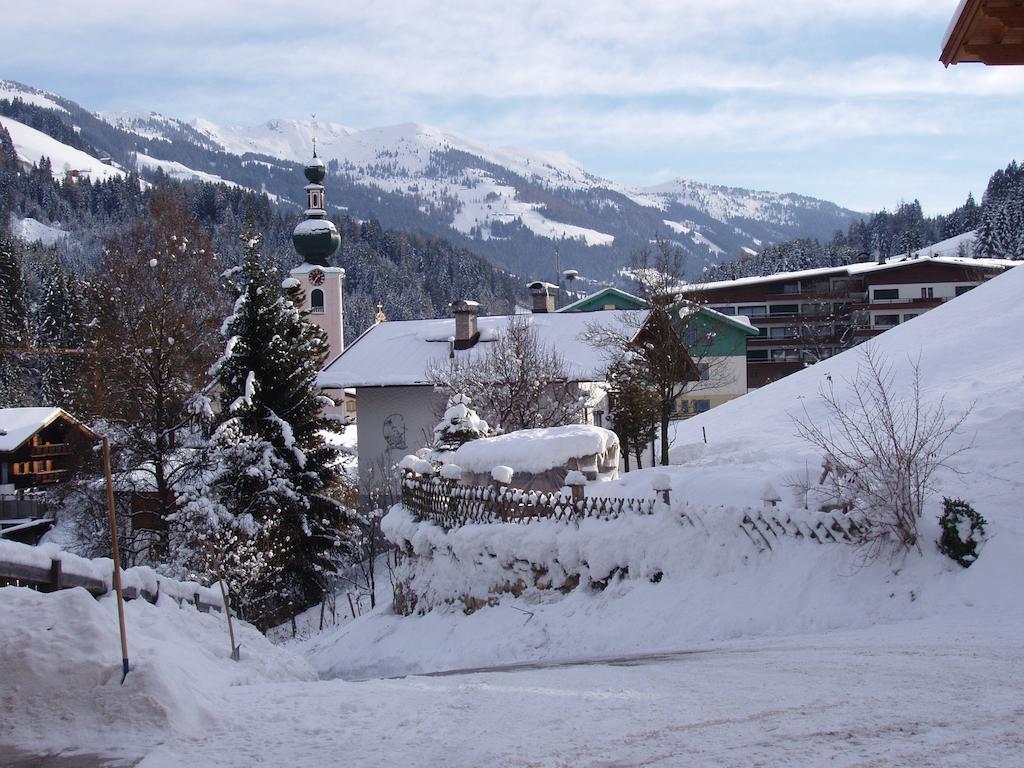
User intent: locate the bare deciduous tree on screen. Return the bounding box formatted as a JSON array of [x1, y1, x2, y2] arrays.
[[589, 238, 731, 465], [427, 315, 584, 432], [791, 345, 972, 556]]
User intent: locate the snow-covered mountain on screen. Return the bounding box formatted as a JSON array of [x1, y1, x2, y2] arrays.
[[2, 80, 863, 281]]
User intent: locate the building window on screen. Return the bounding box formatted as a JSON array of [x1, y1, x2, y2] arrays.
[[311, 289, 325, 313], [874, 314, 899, 327], [593, 410, 604, 428], [769, 326, 795, 339], [738, 305, 767, 317], [902, 313, 918, 322], [678, 400, 690, 415], [921, 287, 934, 299], [694, 399, 711, 413], [955, 285, 974, 296], [699, 363, 710, 381], [345, 400, 356, 413], [873, 288, 899, 301], [769, 304, 798, 316], [710, 305, 736, 315], [747, 350, 769, 362]]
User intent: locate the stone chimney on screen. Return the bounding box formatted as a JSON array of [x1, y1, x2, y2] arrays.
[[527, 281, 559, 313], [451, 299, 481, 349]]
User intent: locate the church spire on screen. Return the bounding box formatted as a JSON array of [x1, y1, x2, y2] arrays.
[[291, 139, 339, 267]]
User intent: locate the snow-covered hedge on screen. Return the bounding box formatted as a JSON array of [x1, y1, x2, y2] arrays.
[[382, 503, 747, 613]]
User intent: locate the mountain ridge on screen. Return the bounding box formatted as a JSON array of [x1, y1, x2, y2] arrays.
[[0, 79, 863, 282]]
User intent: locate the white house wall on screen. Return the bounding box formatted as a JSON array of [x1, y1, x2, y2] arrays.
[[355, 384, 443, 491]]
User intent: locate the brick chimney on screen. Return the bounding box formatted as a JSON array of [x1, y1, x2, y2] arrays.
[[451, 299, 481, 349], [527, 281, 559, 313]]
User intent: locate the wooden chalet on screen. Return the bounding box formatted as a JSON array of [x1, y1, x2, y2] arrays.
[[942, 1, 1024, 65], [0, 408, 98, 544]]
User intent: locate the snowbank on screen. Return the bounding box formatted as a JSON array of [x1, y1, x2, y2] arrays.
[[451, 424, 618, 475], [0, 585, 314, 755], [308, 499, 1000, 679]]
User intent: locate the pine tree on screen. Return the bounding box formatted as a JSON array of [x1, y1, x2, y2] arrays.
[[35, 260, 85, 409], [0, 233, 29, 405], [174, 232, 351, 625], [431, 393, 490, 454]]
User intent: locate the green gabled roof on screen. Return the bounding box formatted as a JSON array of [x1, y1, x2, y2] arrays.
[[558, 286, 647, 313]]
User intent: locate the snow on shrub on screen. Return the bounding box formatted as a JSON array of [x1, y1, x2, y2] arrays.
[[937, 497, 987, 568]]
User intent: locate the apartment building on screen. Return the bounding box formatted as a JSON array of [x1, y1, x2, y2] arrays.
[[688, 254, 1015, 389]]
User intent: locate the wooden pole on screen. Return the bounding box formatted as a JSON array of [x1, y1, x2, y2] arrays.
[[102, 437, 130, 683], [218, 579, 241, 661]]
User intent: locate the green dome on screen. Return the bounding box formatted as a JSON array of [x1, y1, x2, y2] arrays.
[[304, 156, 326, 183], [292, 217, 339, 266]]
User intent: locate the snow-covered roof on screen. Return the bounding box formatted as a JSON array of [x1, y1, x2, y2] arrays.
[[557, 286, 646, 313], [319, 311, 645, 389], [688, 254, 1016, 293], [450, 425, 619, 475], [0, 408, 94, 453]]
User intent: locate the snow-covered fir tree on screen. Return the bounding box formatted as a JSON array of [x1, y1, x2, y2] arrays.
[[431, 392, 490, 454], [0, 232, 29, 405], [173, 232, 353, 625], [34, 260, 86, 410]]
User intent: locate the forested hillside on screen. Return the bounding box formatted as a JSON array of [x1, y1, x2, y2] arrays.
[[703, 162, 1022, 281]]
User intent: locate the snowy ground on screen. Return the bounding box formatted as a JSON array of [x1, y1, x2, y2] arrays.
[[3, 610, 1021, 767]]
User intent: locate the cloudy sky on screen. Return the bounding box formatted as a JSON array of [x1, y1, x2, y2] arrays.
[[3, 0, 1022, 213]]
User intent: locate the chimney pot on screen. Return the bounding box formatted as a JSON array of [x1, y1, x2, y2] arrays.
[[451, 299, 481, 349], [527, 281, 559, 313]]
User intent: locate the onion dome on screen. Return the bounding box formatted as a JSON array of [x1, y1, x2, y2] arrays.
[[292, 140, 339, 266], [304, 154, 326, 184]]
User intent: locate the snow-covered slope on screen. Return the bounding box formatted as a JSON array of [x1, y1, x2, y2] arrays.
[[0, 115, 124, 182], [0, 80, 67, 113], [304, 265, 1023, 678], [135, 152, 240, 188]]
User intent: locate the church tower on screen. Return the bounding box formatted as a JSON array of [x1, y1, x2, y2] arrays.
[[290, 144, 345, 365]]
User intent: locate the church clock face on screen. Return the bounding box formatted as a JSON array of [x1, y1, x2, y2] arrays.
[[308, 268, 325, 286]]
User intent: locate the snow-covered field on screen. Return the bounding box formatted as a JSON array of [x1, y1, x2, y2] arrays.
[[2, 265, 1022, 766], [0, 116, 125, 183]]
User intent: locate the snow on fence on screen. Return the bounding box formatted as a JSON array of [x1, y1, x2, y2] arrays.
[[0, 539, 223, 613], [400, 471, 657, 528], [400, 470, 866, 548]]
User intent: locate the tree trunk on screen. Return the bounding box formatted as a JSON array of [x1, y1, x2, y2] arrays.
[[659, 404, 671, 466]]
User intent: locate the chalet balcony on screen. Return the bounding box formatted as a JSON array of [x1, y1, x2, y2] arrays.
[[27, 469, 67, 484], [29, 443, 72, 458]]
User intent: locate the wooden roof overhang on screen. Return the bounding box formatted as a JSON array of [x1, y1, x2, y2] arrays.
[[941, 0, 1024, 66]]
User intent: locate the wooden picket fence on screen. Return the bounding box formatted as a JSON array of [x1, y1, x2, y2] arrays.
[[401, 473, 657, 528], [401, 471, 866, 550]]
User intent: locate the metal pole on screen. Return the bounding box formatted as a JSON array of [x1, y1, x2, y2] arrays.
[[102, 437, 130, 683]]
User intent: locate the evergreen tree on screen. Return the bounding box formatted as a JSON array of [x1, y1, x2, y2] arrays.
[[431, 393, 490, 454], [0, 233, 29, 405], [34, 259, 86, 409], [174, 232, 351, 625]]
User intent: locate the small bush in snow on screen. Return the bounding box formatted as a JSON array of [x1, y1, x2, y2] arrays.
[[937, 497, 987, 568], [792, 346, 971, 557]]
